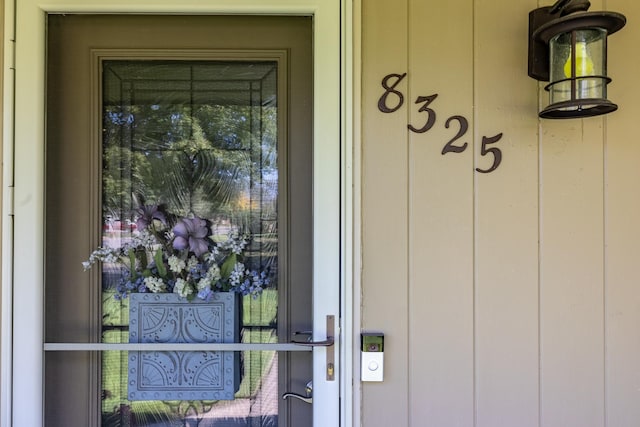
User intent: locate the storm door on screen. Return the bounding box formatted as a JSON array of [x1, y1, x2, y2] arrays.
[[44, 15, 332, 426]]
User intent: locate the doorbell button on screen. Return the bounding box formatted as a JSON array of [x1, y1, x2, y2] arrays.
[[361, 333, 384, 382]]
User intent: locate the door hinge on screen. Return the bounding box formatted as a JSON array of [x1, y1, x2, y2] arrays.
[[10, 41, 16, 71], [6, 186, 14, 217], [8, 34, 16, 71]]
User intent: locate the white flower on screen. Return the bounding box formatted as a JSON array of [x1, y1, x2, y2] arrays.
[[144, 276, 167, 293], [209, 246, 220, 258], [130, 229, 158, 249], [187, 256, 199, 271], [173, 278, 193, 298], [229, 263, 246, 286], [197, 277, 212, 290], [221, 233, 248, 255], [168, 255, 186, 273], [84, 247, 120, 269], [206, 264, 221, 282]]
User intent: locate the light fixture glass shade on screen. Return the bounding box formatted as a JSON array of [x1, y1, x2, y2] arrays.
[[542, 27, 616, 118], [549, 28, 607, 103]]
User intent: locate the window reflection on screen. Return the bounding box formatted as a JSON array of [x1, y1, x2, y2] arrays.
[[100, 60, 280, 426]]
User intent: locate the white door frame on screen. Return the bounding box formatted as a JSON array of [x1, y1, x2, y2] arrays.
[[1, 1, 355, 426]]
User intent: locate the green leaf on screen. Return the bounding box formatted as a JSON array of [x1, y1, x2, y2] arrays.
[[154, 249, 167, 277], [139, 250, 148, 269], [128, 250, 136, 280], [220, 253, 237, 280]]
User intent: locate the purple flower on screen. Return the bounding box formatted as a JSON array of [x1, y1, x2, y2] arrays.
[[173, 217, 210, 257], [136, 204, 167, 230], [197, 286, 213, 301]]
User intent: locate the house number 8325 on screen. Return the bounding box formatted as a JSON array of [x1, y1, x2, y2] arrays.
[[378, 72, 503, 174]]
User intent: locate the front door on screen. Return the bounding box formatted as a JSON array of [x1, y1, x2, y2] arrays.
[[43, 14, 336, 426]]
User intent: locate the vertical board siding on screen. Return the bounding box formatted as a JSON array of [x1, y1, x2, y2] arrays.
[[407, 0, 474, 426], [473, 0, 540, 426], [3, 0, 640, 424], [358, 0, 640, 425], [539, 122, 606, 425], [605, 1, 640, 426], [361, 1, 410, 426], [539, 0, 606, 423]]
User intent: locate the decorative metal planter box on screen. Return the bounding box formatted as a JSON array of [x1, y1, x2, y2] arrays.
[[127, 293, 240, 401]]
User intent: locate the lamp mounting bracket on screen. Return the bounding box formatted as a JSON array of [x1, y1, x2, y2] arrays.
[[550, 0, 590, 16]]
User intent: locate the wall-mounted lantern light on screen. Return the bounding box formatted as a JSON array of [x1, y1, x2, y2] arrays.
[[528, 0, 626, 119]]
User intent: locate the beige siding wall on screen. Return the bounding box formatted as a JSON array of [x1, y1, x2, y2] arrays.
[[361, 1, 640, 426]]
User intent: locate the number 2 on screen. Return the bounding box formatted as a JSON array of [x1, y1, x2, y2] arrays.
[[441, 115, 469, 154]]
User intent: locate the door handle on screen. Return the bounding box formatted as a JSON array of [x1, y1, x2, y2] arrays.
[[291, 331, 334, 347], [282, 381, 313, 404], [290, 315, 335, 347], [290, 315, 336, 381]]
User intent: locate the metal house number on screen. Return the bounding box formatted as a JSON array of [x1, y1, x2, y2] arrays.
[[378, 72, 503, 174]]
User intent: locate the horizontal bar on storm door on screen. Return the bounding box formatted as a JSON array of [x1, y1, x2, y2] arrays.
[[43, 343, 312, 352]]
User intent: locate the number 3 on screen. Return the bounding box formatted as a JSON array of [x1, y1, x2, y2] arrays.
[[408, 94, 438, 134]]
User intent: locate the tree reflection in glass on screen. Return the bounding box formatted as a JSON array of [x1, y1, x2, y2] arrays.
[[100, 60, 280, 426]]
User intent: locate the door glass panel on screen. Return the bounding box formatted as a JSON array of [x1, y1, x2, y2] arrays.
[[100, 60, 280, 426]]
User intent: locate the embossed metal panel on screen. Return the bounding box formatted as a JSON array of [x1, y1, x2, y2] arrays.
[[128, 293, 240, 401]]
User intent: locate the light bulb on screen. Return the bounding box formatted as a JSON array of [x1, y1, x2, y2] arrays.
[[564, 41, 594, 77]]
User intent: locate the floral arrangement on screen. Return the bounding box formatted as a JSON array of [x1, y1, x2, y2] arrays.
[[83, 204, 269, 301]]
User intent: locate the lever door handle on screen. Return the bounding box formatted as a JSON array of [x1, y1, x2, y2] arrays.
[[289, 315, 336, 381], [282, 392, 312, 404], [291, 331, 334, 347], [282, 381, 313, 404]]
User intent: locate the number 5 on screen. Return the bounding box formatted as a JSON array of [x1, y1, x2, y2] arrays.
[[475, 133, 503, 174]]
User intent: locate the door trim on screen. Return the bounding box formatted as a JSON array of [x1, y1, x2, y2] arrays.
[[1, 2, 355, 427]]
